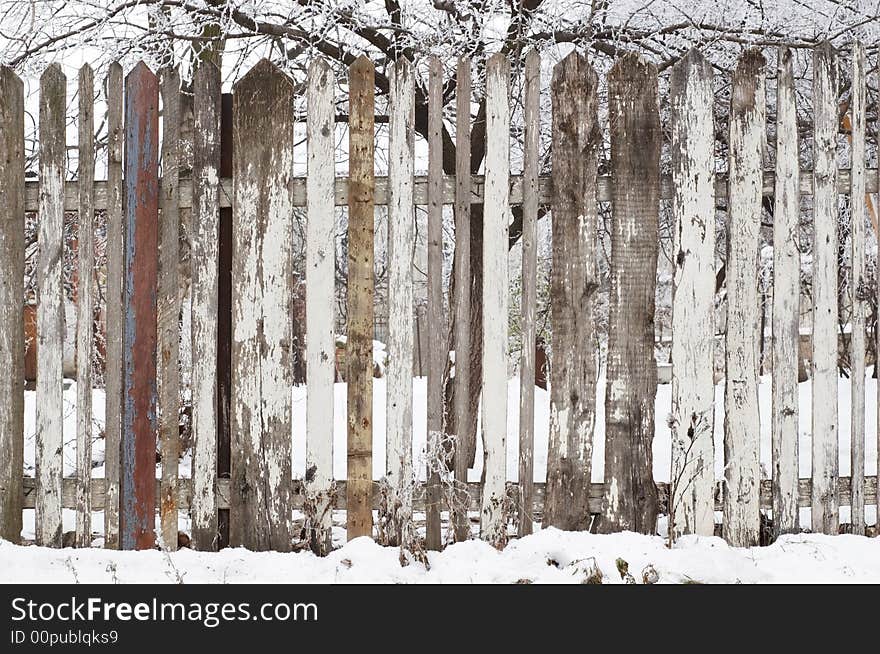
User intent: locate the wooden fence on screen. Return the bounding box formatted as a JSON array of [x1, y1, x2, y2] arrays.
[[0, 44, 878, 555]]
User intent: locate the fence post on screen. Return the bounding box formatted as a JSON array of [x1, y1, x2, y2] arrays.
[[849, 41, 867, 536], [305, 57, 336, 555], [544, 52, 598, 532], [121, 62, 159, 550], [380, 57, 415, 551], [599, 53, 661, 535], [425, 55, 445, 551], [230, 59, 295, 551], [36, 63, 66, 548], [811, 42, 839, 535], [190, 61, 221, 551], [158, 66, 180, 550], [723, 49, 765, 547], [76, 64, 95, 548], [104, 61, 124, 550], [771, 46, 800, 540], [480, 52, 510, 548], [346, 55, 375, 541], [0, 65, 25, 543], [668, 49, 716, 539]]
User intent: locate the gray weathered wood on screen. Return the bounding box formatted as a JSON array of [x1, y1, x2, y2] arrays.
[[669, 49, 716, 539], [849, 41, 867, 536], [811, 42, 839, 535], [305, 58, 336, 555], [0, 66, 25, 543], [230, 59, 295, 551], [723, 50, 765, 547], [425, 55, 445, 551], [190, 62, 221, 551], [76, 64, 95, 548], [480, 53, 510, 548], [544, 52, 598, 532], [599, 53, 661, 535], [346, 55, 375, 541], [451, 57, 472, 542], [158, 66, 180, 551], [36, 63, 66, 548], [518, 50, 540, 538], [103, 61, 124, 550], [771, 46, 801, 539], [380, 57, 416, 551]]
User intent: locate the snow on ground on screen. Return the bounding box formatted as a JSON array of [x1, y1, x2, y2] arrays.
[[2, 529, 879, 584]]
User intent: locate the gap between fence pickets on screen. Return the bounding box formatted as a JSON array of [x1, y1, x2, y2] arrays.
[[17, 476, 879, 512], [20, 170, 880, 212]]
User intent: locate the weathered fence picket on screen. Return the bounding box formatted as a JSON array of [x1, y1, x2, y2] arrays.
[[0, 65, 24, 543], [517, 50, 540, 538], [545, 52, 598, 532], [480, 53, 510, 548], [811, 42, 839, 536], [158, 66, 180, 551], [600, 53, 660, 535], [771, 46, 801, 538], [669, 49, 716, 538], [304, 58, 337, 556], [190, 61, 221, 551], [36, 63, 66, 548], [850, 41, 867, 537], [76, 63, 95, 548], [381, 57, 415, 551], [230, 59, 295, 552], [346, 55, 376, 541]]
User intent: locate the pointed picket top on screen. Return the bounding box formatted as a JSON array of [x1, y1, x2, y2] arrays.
[[40, 62, 65, 86], [814, 39, 835, 59], [350, 53, 374, 75], [0, 64, 23, 93], [609, 51, 656, 83], [552, 50, 589, 90], [308, 56, 331, 82], [160, 64, 180, 87], [734, 48, 766, 80], [78, 62, 93, 82], [234, 57, 293, 92], [670, 47, 712, 87], [525, 48, 540, 74], [126, 60, 157, 86]]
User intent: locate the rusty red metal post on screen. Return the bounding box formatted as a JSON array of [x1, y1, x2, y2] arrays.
[[121, 62, 160, 550]]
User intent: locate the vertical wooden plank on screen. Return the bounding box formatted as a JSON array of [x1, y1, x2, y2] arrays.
[[121, 62, 159, 551], [381, 57, 415, 550], [599, 53, 661, 535], [0, 66, 25, 543], [158, 66, 180, 550], [305, 58, 336, 555], [723, 50, 765, 547], [544, 52, 599, 532], [230, 59, 295, 552], [36, 63, 66, 548], [190, 62, 220, 551], [518, 49, 540, 538], [76, 64, 95, 548], [480, 53, 510, 548], [451, 57, 472, 542], [104, 61, 124, 550], [850, 42, 867, 536], [425, 55, 444, 551], [346, 55, 375, 541], [771, 46, 800, 539], [811, 42, 839, 535], [669, 49, 716, 539]]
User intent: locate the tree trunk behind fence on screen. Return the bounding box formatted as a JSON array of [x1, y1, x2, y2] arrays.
[[544, 52, 598, 532], [598, 53, 660, 536], [230, 59, 295, 551]]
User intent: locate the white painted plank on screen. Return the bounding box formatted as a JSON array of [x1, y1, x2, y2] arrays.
[[305, 58, 336, 555], [480, 53, 510, 548], [669, 49, 716, 539]]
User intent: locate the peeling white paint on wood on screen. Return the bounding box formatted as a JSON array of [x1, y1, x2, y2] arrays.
[[850, 42, 867, 536], [771, 47, 800, 538], [190, 62, 220, 551], [305, 58, 336, 555], [669, 49, 716, 538], [811, 43, 839, 535], [480, 53, 510, 549], [723, 50, 765, 547], [36, 64, 66, 548]]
